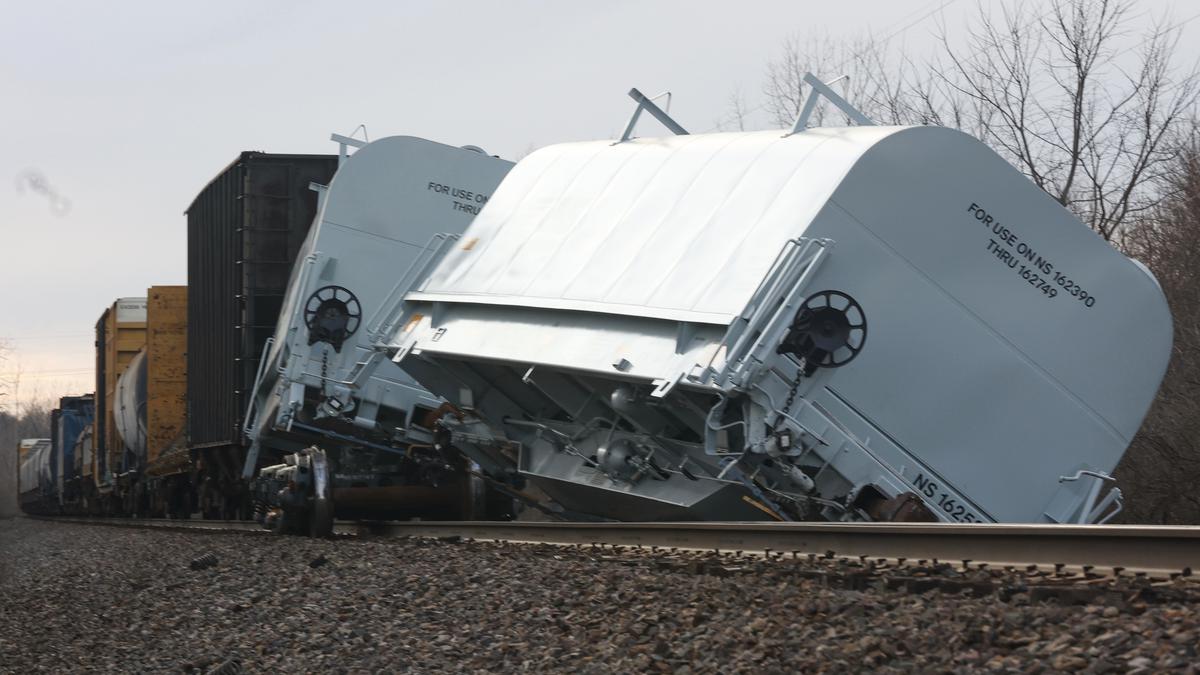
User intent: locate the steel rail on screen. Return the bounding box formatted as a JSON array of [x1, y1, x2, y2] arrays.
[[349, 521, 1200, 575], [27, 516, 270, 534], [26, 516, 1200, 575]]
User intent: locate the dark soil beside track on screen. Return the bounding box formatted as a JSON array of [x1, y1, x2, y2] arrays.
[[0, 518, 1197, 673]]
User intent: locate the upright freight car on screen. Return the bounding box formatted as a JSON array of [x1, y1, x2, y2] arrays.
[[51, 394, 94, 509], [110, 286, 188, 515], [17, 438, 52, 513], [141, 286, 190, 515], [187, 152, 338, 519], [17, 438, 42, 465], [74, 424, 96, 511], [92, 297, 147, 513]]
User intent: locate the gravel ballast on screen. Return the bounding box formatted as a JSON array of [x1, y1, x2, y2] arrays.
[[0, 517, 1197, 673]]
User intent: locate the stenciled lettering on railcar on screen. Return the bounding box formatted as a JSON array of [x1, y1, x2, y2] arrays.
[[911, 472, 982, 523], [426, 181, 493, 215], [966, 203, 1098, 309]]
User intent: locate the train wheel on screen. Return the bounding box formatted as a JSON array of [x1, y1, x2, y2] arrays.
[[270, 510, 290, 535], [308, 448, 334, 538], [309, 495, 333, 538]]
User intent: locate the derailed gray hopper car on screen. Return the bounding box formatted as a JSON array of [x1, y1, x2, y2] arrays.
[[243, 135, 513, 532], [372, 118, 1171, 523]]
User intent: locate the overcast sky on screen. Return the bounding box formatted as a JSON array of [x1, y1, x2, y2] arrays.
[[2, 0, 1197, 408]]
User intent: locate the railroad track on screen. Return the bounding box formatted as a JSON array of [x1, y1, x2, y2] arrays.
[[28, 515, 1200, 577], [27, 516, 272, 535]]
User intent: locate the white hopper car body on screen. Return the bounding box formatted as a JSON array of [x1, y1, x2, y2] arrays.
[[241, 135, 513, 527], [368, 122, 1170, 524]]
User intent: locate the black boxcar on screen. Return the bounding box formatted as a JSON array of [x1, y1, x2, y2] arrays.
[[186, 152, 338, 518]]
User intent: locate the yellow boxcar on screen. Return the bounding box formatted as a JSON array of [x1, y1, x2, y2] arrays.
[[95, 297, 147, 484], [145, 286, 187, 466]]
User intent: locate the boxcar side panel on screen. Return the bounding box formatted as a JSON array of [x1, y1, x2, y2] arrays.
[[186, 153, 336, 455], [100, 298, 146, 481], [146, 286, 188, 465]]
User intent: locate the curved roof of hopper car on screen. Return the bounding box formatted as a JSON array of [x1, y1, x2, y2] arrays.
[[414, 126, 1169, 422], [418, 127, 904, 323], [262, 135, 514, 392]]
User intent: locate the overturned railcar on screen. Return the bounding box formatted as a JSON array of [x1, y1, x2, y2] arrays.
[[243, 135, 513, 531], [375, 123, 1171, 524]]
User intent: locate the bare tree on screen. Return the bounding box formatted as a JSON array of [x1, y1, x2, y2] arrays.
[[0, 352, 23, 420], [1114, 136, 1200, 523], [0, 340, 11, 517], [934, 0, 1198, 240], [761, 1, 1200, 241], [763, 33, 914, 129], [14, 399, 52, 439], [0, 342, 51, 445], [0, 339, 51, 517], [763, 33, 829, 128], [713, 86, 751, 132]]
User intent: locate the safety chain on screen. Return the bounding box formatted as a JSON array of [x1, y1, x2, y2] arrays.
[[774, 357, 806, 429], [320, 350, 329, 397]]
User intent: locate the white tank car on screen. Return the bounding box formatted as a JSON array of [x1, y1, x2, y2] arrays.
[[242, 134, 513, 529], [114, 349, 148, 472], [374, 123, 1171, 524], [18, 439, 53, 512]]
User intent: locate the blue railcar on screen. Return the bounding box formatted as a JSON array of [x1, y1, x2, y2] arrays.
[[52, 394, 95, 509]]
